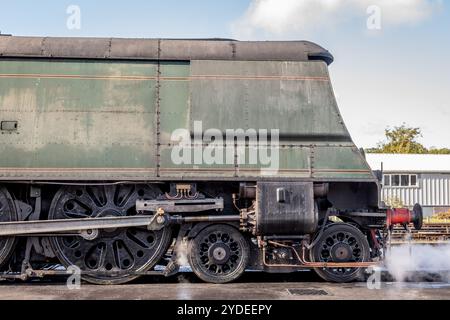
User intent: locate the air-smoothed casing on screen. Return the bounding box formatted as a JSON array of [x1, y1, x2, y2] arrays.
[[0, 36, 376, 185], [256, 182, 318, 235]]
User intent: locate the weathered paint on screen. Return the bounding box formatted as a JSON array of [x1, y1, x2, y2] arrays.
[[0, 56, 374, 182], [0, 37, 334, 65], [188, 60, 347, 137], [159, 62, 190, 144]]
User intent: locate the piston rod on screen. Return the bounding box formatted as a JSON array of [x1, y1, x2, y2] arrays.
[[0, 216, 157, 237], [0, 215, 241, 237]]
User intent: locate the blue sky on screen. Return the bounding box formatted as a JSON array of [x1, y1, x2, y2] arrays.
[[1, 0, 449, 148], [0, 1, 249, 38]]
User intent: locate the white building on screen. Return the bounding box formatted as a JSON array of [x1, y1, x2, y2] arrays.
[[366, 154, 450, 216]]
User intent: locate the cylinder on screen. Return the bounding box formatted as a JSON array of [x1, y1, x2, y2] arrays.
[[255, 182, 318, 235]]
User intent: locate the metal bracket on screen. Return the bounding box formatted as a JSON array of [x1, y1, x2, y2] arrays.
[[136, 198, 224, 213], [14, 201, 33, 221]]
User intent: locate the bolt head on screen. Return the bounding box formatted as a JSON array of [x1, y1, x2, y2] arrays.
[[156, 216, 166, 224]]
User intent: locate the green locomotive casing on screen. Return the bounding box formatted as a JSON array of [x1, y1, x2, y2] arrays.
[[0, 37, 375, 185]]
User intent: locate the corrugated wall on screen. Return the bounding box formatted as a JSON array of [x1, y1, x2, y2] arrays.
[[381, 173, 450, 207]]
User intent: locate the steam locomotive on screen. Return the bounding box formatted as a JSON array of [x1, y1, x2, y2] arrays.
[[0, 36, 422, 284]]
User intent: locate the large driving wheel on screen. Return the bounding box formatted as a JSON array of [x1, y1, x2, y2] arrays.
[[310, 223, 370, 283], [49, 184, 172, 285], [0, 187, 18, 268], [188, 224, 249, 284]]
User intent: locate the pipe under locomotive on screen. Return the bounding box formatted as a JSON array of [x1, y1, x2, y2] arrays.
[[0, 36, 423, 284]]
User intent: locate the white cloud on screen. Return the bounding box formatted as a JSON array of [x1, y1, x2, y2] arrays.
[[232, 0, 442, 38]]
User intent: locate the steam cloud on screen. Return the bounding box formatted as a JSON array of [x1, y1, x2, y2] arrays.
[[176, 240, 190, 268], [385, 244, 450, 282], [232, 0, 442, 38]]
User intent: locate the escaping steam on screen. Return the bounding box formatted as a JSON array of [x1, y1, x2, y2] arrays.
[[176, 240, 190, 268], [174, 240, 193, 284], [385, 244, 450, 282]]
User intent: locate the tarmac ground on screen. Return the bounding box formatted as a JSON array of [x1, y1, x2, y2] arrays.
[[0, 271, 449, 300]]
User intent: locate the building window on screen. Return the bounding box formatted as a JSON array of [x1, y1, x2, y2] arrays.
[[384, 175, 391, 186], [392, 175, 400, 186], [383, 174, 418, 188], [410, 175, 417, 186], [401, 175, 409, 186]]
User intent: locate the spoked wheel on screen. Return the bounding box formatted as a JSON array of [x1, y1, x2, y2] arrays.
[[49, 184, 172, 285], [0, 187, 18, 268], [310, 223, 370, 283], [188, 224, 249, 284]]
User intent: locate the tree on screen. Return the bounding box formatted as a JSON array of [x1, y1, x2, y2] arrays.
[[384, 196, 405, 209], [428, 147, 450, 155], [369, 125, 426, 154], [366, 124, 450, 154]]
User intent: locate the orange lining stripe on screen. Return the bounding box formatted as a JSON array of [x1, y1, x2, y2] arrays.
[[0, 168, 370, 174], [0, 74, 329, 82], [0, 74, 156, 81], [0, 168, 155, 172]]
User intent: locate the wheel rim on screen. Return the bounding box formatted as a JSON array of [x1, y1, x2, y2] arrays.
[[49, 184, 172, 284], [312, 224, 368, 280], [201, 231, 239, 274], [0, 187, 17, 268], [189, 225, 248, 283]]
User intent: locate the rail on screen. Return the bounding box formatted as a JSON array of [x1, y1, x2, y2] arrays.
[[392, 223, 450, 243]]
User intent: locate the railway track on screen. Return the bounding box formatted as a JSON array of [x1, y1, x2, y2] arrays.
[[391, 223, 450, 244]]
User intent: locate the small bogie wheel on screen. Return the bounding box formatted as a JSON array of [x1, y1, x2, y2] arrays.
[[310, 223, 370, 283], [188, 224, 249, 284], [0, 187, 18, 268], [49, 184, 172, 285]]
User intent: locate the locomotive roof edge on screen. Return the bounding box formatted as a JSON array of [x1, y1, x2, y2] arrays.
[[0, 36, 334, 65]]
